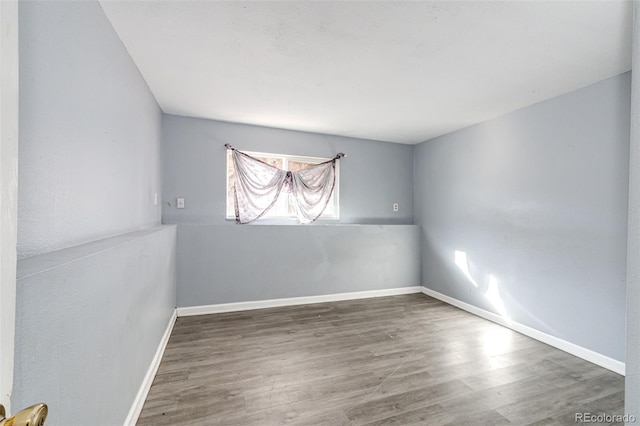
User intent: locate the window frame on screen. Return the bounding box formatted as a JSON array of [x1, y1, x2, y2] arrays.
[[226, 149, 340, 222]]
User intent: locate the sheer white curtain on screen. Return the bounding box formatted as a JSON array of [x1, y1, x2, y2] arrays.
[[228, 145, 343, 224]]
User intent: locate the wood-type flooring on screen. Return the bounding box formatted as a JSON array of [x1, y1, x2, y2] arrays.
[[137, 294, 624, 425]]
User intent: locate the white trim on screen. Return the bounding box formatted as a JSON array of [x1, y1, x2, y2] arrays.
[[0, 0, 19, 412], [124, 310, 177, 426], [421, 286, 625, 375], [176, 287, 423, 317]]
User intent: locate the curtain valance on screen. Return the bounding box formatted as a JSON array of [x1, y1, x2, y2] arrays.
[[225, 144, 344, 224]]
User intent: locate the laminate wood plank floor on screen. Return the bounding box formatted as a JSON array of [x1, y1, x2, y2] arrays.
[[137, 294, 624, 425]]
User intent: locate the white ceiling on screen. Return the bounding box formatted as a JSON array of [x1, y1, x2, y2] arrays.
[[100, 1, 632, 144]]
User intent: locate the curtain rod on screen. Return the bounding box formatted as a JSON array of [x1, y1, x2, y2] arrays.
[[225, 143, 346, 159]]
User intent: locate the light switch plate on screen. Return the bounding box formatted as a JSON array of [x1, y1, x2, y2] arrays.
[[177, 198, 185, 209]]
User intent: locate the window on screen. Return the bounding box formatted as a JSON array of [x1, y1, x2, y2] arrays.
[[226, 150, 340, 220]]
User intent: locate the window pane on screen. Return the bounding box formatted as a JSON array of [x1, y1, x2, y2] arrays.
[[287, 194, 335, 216], [288, 160, 318, 172], [257, 157, 283, 169]]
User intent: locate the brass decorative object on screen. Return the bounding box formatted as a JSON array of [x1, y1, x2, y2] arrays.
[[0, 403, 48, 426]]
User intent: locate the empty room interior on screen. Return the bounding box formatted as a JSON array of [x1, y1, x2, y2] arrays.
[[2, 0, 640, 425]]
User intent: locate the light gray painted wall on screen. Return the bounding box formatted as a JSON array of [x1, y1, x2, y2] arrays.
[[14, 2, 177, 424], [162, 114, 414, 225], [414, 73, 630, 362], [18, 0, 162, 259], [177, 224, 419, 307], [163, 116, 416, 306], [13, 226, 177, 426], [626, 0, 640, 419]]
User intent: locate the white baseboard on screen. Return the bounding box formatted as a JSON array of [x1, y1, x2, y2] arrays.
[[124, 309, 177, 426], [421, 286, 625, 376], [176, 286, 423, 317]]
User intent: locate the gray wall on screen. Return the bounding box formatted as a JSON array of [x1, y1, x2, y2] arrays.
[[414, 73, 630, 362], [18, 0, 162, 259], [178, 224, 419, 307], [163, 115, 418, 307], [626, 0, 639, 419], [162, 114, 414, 225], [15, 2, 177, 425], [13, 226, 177, 426]]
